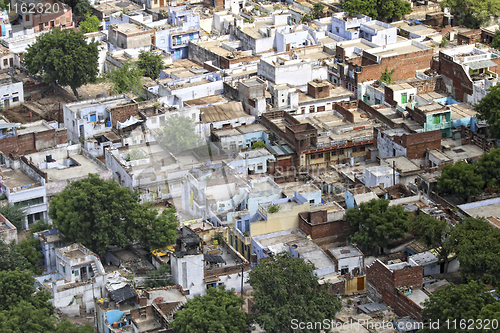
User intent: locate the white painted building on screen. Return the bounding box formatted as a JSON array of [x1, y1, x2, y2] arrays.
[[0, 75, 24, 109], [63, 95, 132, 142], [0, 161, 48, 229], [105, 143, 188, 202], [258, 54, 327, 89], [35, 243, 107, 316], [329, 245, 364, 275]]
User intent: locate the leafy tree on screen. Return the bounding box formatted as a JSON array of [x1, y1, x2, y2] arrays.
[[347, 198, 410, 252], [450, 217, 500, 287], [342, 0, 378, 19], [267, 203, 281, 213], [24, 29, 99, 99], [139, 206, 178, 251], [440, 0, 500, 29], [137, 51, 164, 80], [0, 270, 93, 333], [15, 235, 44, 275], [0, 205, 26, 231], [79, 15, 101, 33], [173, 286, 249, 333], [312, 3, 324, 19], [62, 0, 91, 17], [107, 62, 144, 95], [0, 241, 31, 272], [155, 115, 202, 154], [379, 67, 395, 84], [476, 148, 500, 189], [0, 269, 52, 312], [437, 161, 484, 197], [248, 253, 341, 333], [492, 30, 500, 50], [49, 174, 177, 254], [145, 264, 173, 289], [342, 0, 411, 21], [420, 281, 496, 333], [412, 213, 453, 272], [476, 84, 500, 139], [251, 141, 266, 149]]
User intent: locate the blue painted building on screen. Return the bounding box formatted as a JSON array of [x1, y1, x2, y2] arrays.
[[147, 6, 201, 60]]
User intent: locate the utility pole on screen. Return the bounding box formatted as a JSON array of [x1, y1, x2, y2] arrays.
[[240, 264, 244, 298], [393, 160, 396, 186]]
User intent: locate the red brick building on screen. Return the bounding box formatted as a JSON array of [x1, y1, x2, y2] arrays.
[[367, 259, 425, 321], [335, 40, 434, 95]]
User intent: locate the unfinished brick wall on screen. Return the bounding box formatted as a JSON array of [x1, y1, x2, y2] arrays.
[[298, 211, 351, 239], [334, 103, 355, 123], [394, 292, 424, 321], [357, 48, 434, 83], [402, 130, 441, 159], [109, 103, 139, 128], [367, 260, 423, 313]]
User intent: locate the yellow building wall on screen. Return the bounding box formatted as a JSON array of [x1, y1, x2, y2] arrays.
[[250, 202, 310, 237]]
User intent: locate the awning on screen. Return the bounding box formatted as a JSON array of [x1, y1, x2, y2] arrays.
[[467, 59, 497, 70], [109, 284, 137, 303]]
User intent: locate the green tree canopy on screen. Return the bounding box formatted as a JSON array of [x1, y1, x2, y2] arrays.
[[492, 30, 500, 50], [173, 286, 249, 333], [145, 264, 173, 289], [380, 67, 395, 84], [347, 198, 410, 252], [476, 84, 500, 139], [79, 15, 101, 33], [107, 62, 144, 95], [421, 281, 497, 333], [137, 51, 164, 80], [248, 253, 341, 333], [450, 217, 500, 287], [62, 0, 91, 17], [476, 148, 500, 189], [437, 161, 484, 197], [0, 205, 26, 231], [0, 269, 93, 333], [412, 213, 454, 272], [24, 29, 99, 99], [440, 0, 500, 29], [342, 0, 411, 21], [251, 141, 266, 149], [155, 115, 203, 154], [49, 174, 177, 254]]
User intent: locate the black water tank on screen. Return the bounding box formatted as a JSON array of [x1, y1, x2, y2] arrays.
[[46, 155, 52, 162]]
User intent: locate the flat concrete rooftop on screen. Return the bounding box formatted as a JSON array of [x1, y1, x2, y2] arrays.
[[1, 168, 40, 189], [44, 154, 107, 182]]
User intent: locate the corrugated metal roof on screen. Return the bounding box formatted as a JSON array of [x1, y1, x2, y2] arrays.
[[199, 101, 248, 123], [467, 59, 497, 70]]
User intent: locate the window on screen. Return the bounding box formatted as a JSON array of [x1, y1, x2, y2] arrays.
[[433, 115, 440, 124], [13, 97, 18, 102], [25, 14, 30, 21], [360, 146, 365, 152], [317, 153, 323, 159], [340, 149, 344, 155], [335, 27, 339, 33], [3, 59, 7, 66], [309, 199, 315, 204], [352, 147, 357, 153], [257, 164, 263, 170], [309, 106, 315, 113], [341, 265, 349, 275], [14, 197, 44, 207], [442, 114, 447, 122]]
